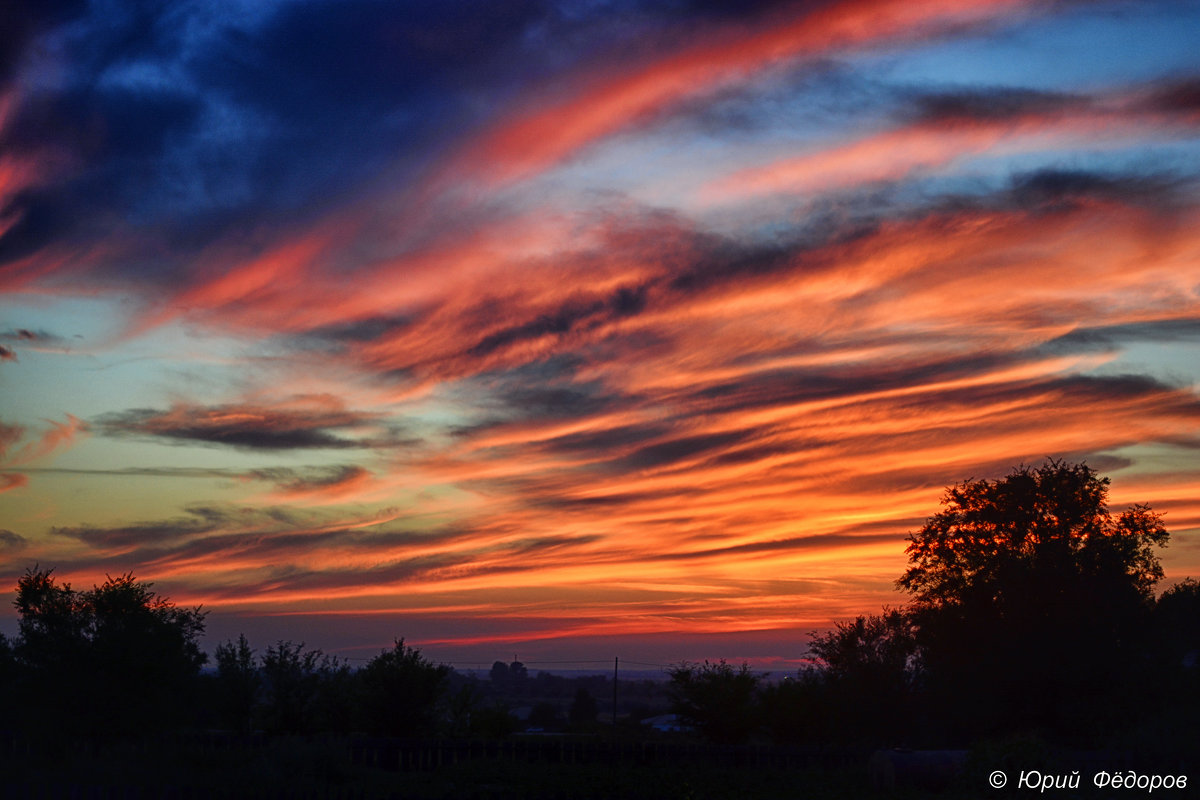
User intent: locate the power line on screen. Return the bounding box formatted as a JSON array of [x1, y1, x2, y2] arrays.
[[313, 653, 678, 670]]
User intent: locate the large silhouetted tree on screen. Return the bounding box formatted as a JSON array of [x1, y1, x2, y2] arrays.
[[898, 460, 1168, 741], [11, 568, 207, 737]]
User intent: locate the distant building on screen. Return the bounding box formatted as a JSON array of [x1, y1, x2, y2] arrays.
[[642, 714, 686, 733]]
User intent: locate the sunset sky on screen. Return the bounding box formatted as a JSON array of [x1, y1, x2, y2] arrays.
[[2, 0, 1199, 668]]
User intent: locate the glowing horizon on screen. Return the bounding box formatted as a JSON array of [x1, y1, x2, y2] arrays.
[[2, 0, 1199, 667]]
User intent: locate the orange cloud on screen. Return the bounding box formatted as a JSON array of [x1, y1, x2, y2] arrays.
[[4, 414, 86, 466], [0, 473, 28, 493], [15, 159, 1200, 647]]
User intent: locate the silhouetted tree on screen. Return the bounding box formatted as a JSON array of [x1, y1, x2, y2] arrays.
[[358, 639, 449, 737], [0, 632, 16, 723], [667, 660, 761, 744], [898, 460, 1168, 741], [259, 641, 348, 734], [489, 660, 509, 689], [1147, 578, 1200, 749], [807, 608, 917, 744], [11, 568, 206, 737], [1154, 578, 1200, 670], [508, 660, 529, 695], [445, 682, 482, 738], [472, 701, 520, 738], [214, 634, 259, 734], [568, 687, 598, 726], [759, 669, 829, 745], [527, 701, 562, 731]]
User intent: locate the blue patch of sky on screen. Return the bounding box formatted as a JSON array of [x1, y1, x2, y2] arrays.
[[857, 3, 1200, 93], [0, 297, 250, 425], [966, 143, 1193, 178], [1090, 341, 1200, 388]]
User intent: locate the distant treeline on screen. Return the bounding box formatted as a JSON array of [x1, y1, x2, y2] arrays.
[[0, 568, 669, 743]]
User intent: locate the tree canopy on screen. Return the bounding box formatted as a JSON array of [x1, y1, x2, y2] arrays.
[[896, 460, 1170, 741], [359, 638, 449, 737], [898, 459, 1167, 610], [11, 568, 207, 736]]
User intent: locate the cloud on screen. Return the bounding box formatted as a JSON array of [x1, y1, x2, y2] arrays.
[[0, 0, 572, 292], [0, 327, 75, 360], [1, 327, 70, 345], [466, 284, 650, 358], [0, 474, 29, 493], [0, 2, 88, 85], [701, 79, 1200, 204], [653, 531, 901, 561], [1057, 321, 1200, 355], [439, 0, 1049, 188], [0, 528, 27, 550], [98, 396, 391, 451], [250, 465, 378, 502], [0, 422, 22, 457], [0, 415, 86, 466], [53, 515, 219, 554], [907, 86, 1084, 124], [4, 0, 1200, 649], [29, 500, 616, 609], [1005, 168, 1186, 211], [47, 503, 414, 565], [0, 84, 202, 268], [1134, 76, 1200, 116]]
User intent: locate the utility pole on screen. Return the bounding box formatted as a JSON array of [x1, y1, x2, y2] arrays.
[[612, 656, 619, 729]]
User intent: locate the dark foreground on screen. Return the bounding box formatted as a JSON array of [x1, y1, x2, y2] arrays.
[[1, 733, 1193, 800]]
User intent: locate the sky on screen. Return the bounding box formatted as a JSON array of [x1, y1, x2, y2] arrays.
[[1, 0, 1199, 669]]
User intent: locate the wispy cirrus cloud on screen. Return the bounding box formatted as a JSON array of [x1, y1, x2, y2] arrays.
[[0, 416, 87, 494], [0, 474, 28, 494], [0, 415, 86, 467]]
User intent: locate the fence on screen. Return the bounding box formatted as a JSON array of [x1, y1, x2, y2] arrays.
[[347, 736, 866, 772]]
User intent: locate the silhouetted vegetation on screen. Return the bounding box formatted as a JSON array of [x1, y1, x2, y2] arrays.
[[667, 659, 762, 744], [2, 460, 1196, 796], [213, 633, 258, 734], [899, 459, 1171, 744], [359, 639, 449, 737], [805, 608, 917, 744], [7, 568, 206, 738], [569, 686, 599, 725], [660, 460, 1196, 763]]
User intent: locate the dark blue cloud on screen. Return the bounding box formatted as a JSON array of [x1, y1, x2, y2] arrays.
[[0, 0, 89, 82], [0, 0, 570, 275]]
